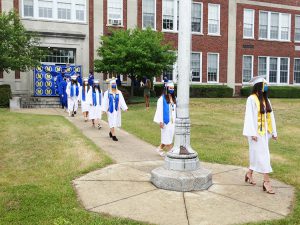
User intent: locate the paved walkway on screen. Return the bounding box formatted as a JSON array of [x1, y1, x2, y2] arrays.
[[15, 108, 295, 225]]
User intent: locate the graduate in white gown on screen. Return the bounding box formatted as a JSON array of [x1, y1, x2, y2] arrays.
[[102, 79, 128, 141], [79, 78, 90, 122], [243, 76, 278, 194], [153, 82, 176, 156], [66, 75, 80, 117], [87, 80, 103, 129]]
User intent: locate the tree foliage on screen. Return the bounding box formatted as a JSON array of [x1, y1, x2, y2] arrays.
[[0, 10, 44, 72], [94, 27, 177, 80]]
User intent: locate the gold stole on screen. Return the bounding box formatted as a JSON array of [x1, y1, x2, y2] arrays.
[[251, 94, 273, 136]]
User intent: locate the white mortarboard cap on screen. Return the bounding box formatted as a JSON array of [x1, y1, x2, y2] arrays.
[[93, 80, 99, 84], [71, 75, 77, 80], [249, 76, 267, 85], [83, 77, 88, 82], [166, 81, 175, 87], [110, 78, 117, 85]]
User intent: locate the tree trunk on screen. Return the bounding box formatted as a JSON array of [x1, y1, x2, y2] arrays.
[[130, 76, 135, 97]]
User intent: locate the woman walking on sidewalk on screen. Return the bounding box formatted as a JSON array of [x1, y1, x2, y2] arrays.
[[243, 76, 278, 194], [87, 80, 103, 129]]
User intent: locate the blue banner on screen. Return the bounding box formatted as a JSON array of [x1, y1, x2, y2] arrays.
[[34, 65, 82, 97]]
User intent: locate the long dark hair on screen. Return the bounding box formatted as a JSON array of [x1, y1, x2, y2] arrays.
[[164, 87, 176, 104], [92, 84, 101, 93], [71, 80, 78, 85], [83, 81, 90, 93], [252, 82, 272, 113]]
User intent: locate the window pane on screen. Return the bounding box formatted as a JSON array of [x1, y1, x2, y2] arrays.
[[243, 56, 252, 82], [58, 3, 71, 20], [41, 48, 76, 64], [108, 0, 122, 25], [270, 13, 279, 39], [294, 59, 300, 83], [295, 16, 300, 41], [163, 0, 174, 30], [243, 9, 254, 38], [280, 58, 288, 83], [258, 57, 267, 76], [39, 0, 53, 18], [208, 54, 218, 82], [208, 4, 220, 34], [24, 0, 34, 17], [163, 70, 173, 81], [76, 4, 85, 21], [143, 0, 155, 29], [259, 12, 268, 38], [269, 58, 277, 83], [191, 53, 201, 82], [191, 3, 201, 33], [280, 14, 289, 40]]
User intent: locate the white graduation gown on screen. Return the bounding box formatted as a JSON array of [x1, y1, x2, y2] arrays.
[[102, 90, 128, 128], [79, 86, 90, 113], [87, 89, 103, 120], [66, 83, 80, 113], [154, 96, 176, 145], [243, 95, 277, 173]]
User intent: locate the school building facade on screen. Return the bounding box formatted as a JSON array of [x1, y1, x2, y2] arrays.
[[1, 0, 300, 97]]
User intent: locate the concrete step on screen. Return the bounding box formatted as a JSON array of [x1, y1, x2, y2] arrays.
[[20, 97, 61, 108]]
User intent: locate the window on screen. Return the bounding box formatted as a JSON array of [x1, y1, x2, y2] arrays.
[[162, 0, 175, 31], [39, 0, 53, 18], [41, 48, 76, 64], [208, 4, 220, 35], [207, 53, 219, 82], [191, 53, 201, 82], [242, 56, 253, 83], [243, 9, 254, 38], [75, 4, 85, 21], [142, 0, 155, 29], [163, 70, 173, 81], [24, 0, 34, 17], [108, 0, 123, 26], [295, 16, 300, 42], [258, 57, 267, 76], [22, 0, 86, 22], [294, 59, 300, 83], [191, 2, 202, 33], [57, 2, 71, 20], [258, 56, 289, 84], [259, 11, 291, 41]]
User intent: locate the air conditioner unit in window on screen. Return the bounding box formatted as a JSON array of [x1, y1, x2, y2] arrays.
[[110, 19, 121, 26]]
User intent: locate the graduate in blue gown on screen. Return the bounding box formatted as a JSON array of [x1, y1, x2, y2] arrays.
[[88, 70, 94, 87], [58, 75, 68, 110], [77, 73, 82, 86]]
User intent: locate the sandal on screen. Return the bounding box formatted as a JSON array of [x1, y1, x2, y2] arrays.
[[245, 172, 256, 185], [263, 181, 275, 194]]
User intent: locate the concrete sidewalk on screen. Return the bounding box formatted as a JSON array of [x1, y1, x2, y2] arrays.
[[15, 108, 295, 225]]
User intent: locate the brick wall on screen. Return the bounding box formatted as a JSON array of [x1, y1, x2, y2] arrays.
[[236, 3, 300, 85], [89, 0, 94, 70], [251, 0, 300, 7], [137, 0, 229, 84]]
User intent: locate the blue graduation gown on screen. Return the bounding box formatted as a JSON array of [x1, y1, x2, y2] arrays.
[[59, 80, 68, 107]]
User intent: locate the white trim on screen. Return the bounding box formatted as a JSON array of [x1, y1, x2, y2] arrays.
[[191, 51, 202, 84], [21, 0, 87, 23], [295, 15, 300, 43], [242, 55, 254, 84], [243, 9, 255, 39], [294, 58, 300, 84], [208, 3, 220, 36], [191, 1, 203, 34], [142, 0, 156, 30], [207, 52, 220, 83]]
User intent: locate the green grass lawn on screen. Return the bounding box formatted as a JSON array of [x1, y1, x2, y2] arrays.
[[0, 109, 146, 225], [122, 98, 300, 225]]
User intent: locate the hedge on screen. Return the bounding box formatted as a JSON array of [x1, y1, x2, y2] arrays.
[[154, 84, 233, 98], [241, 86, 300, 98], [0, 84, 12, 108]]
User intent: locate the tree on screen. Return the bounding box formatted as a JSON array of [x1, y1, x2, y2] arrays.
[[94, 27, 177, 96], [0, 10, 44, 73]]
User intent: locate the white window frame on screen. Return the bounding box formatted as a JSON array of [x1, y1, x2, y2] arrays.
[[107, 0, 123, 26], [294, 58, 300, 84], [207, 52, 219, 83], [191, 52, 202, 83], [258, 10, 291, 42], [242, 55, 254, 83], [191, 2, 203, 35], [21, 0, 86, 23], [295, 15, 300, 43], [142, 0, 156, 30], [162, 0, 178, 32], [258, 56, 290, 84], [208, 3, 220, 36], [243, 9, 255, 39]]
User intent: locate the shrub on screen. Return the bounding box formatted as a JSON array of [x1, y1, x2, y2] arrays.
[[240, 86, 300, 98], [0, 84, 12, 108], [153, 84, 233, 98]]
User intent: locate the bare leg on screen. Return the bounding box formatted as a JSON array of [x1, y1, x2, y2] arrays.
[[92, 119, 95, 127], [245, 169, 256, 185], [110, 127, 115, 136], [263, 173, 275, 194]]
